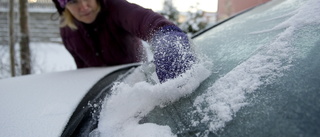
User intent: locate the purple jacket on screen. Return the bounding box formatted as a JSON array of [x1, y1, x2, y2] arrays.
[[60, 0, 174, 68]]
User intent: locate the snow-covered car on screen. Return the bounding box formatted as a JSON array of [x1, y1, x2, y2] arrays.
[[1, 0, 320, 136]]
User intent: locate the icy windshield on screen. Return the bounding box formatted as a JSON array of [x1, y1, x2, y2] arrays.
[[192, 0, 320, 133], [93, 0, 320, 136]]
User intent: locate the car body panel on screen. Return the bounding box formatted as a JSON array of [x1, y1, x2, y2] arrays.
[[0, 63, 140, 137]]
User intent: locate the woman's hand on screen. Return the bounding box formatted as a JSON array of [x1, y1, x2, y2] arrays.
[[151, 26, 196, 83]]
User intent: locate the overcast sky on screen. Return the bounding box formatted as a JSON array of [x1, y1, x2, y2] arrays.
[[127, 0, 218, 12]]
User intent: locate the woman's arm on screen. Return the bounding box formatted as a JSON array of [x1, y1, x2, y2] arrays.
[[105, 0, 196, 83], [105, 0, 174, 40]]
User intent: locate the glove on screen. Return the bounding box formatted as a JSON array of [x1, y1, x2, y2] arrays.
[[150, 25, 196, 83]]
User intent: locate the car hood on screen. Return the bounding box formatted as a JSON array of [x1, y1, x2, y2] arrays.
[[0, 63, 140, 137]]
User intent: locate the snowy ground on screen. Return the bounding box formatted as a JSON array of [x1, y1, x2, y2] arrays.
[[30, 43, 76, 74], [0, 42, 76, 79]]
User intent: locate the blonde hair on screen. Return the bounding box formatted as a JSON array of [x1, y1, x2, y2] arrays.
[[60, 9, 78, 30], [60, 1, 101, 30]]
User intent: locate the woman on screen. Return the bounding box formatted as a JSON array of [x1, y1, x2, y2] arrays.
[[52, 0, 195, 83]]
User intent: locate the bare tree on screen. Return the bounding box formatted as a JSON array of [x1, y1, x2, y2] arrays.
[[19, 0, 31, 75], [9, 0, 16, 77]]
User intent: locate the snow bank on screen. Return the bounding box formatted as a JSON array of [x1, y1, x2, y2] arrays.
[[0, 42, 76, 79], [31, 42, 76, 74]]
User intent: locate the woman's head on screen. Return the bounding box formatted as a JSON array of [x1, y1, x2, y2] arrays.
[[53, 0, 101, 29], [65, 0, 100, 24]]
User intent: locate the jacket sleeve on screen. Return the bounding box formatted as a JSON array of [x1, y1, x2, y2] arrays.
[[104, 0, 175, 40], [104, 0, 196, 83]]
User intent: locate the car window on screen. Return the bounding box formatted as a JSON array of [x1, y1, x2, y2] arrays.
[[139, 0, 320, 136]]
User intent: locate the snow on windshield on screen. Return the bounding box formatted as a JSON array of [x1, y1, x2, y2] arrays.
[[95, 60, 212, 137], [192, 0, 320, 134]]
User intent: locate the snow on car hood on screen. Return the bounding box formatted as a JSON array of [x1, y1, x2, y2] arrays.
[[0, 63, 140, 137]]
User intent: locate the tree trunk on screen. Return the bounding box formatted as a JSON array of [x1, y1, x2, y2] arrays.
[[9, 0, 16, 77], [19, 0, 31, 75]]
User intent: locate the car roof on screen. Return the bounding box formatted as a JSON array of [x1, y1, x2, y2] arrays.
[[0, 63, 140, 137]]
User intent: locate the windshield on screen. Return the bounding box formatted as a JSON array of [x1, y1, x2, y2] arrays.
[[189, 0, 320, 136], [93, 0, 320, 136]]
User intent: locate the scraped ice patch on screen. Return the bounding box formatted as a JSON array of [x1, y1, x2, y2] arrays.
[[272, 0, 320, 30], [192, 0, 320, 133], [252, 0, 320, 34], [192, 49, 291, 132], [96, 60, 212, 137]]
